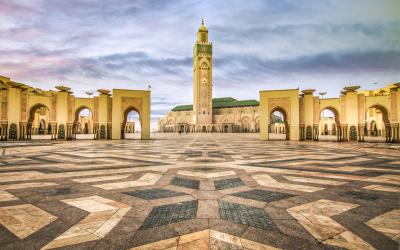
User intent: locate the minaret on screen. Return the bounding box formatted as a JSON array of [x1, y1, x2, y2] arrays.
[[193, 19, 213, 125]]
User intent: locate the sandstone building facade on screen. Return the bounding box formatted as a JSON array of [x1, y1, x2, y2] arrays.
[[0, 75, 150, 140]]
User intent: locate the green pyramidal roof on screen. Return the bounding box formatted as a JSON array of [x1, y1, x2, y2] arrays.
[[172, 104, 193, 111], [171, 97, 259, 111]]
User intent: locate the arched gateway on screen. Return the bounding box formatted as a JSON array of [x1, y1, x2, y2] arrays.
[[0, 75, 151, 140], [259, 85, 400, 142]]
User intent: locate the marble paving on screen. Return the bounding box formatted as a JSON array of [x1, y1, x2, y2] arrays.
[[0, 133, 398, 249]]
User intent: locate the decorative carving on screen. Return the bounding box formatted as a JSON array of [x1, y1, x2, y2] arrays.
[[306, 126, 312, 140], [9, 123, 17, 140], [100, 125, 106, 139], [349, 125, 357, 141], [58, 124, 65, 139]]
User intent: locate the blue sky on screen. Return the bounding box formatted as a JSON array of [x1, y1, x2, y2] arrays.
[[1, 0, 399, 129]]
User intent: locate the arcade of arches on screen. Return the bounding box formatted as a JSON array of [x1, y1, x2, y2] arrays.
[[0, 75, 150, 140], [259, 85, 400, 142]]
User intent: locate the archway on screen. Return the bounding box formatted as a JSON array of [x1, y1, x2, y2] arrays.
[[202, 126, 207, 133], [179, 124, 185, 133], [122, 107, 141, 139], [39, 119, 46, 135], [365, 105, 390, 142], [74, 107, 94, 139], [28, 104, 52, 140], [319, 107, 340, 141], [241, 117, 251, 133], [223, 125, 229, 133], [268, 108, 288, 140]]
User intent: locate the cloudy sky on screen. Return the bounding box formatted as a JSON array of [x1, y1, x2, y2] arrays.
[[1, 0, 399, 129]]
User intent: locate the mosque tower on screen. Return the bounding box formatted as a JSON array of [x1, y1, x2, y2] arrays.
[[192, 19, 213, 125]]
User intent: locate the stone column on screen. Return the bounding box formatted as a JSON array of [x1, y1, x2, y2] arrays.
[[341, 124, 348, 142], [50, 122, 57, 140], [107, 122, 112, 139], [384, 123, 391, 143], [299, 124, 305, 141], [93, 122, 99, 139], [19, 122, 28, 140], [66, 123, 73, 140], [358, 125, 365, 142], [0, 123, 7, 141], [313, 124, 319, 141], [390, 123, 399, 143]]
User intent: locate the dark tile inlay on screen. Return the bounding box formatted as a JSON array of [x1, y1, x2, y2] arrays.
[[214, 178, 244, 190], [345, 191, 381, 201], [194, 167, 217, 172], [39, 187, 77, 196], [123, 188, 186, 200], [185, 150, 203, 157], [170, 177, 200, 190], [232, 189, 295, 202], [140, 200, 198, 229], [219, 200, 276, 230], [208, 151, 224, 158]]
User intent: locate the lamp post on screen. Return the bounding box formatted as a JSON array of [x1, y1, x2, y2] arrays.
[[319, 92, 327, 99], [85, 91, 94, 98]]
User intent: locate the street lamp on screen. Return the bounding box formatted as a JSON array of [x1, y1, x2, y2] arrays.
[[85, 91, 94, 98], [319, 92, 327, 99], [148, 84, 152, 91]]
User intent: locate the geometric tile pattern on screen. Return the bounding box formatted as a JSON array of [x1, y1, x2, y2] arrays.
[[178, 169, 237, 179], [232, 189, 295, 202], [214, 177, 244, 190], [219, 200, 276, 230], [42, 196, 131, 249], [282, 175, 347, 186], [252, 174, 325, 192], [344, 191, 381, 201], [129, 229, 281, 250], [123, 188, 186, 200], [0, 204, 57, 239], [287, 199, 375, 250], [170, 177, 200, 190], [39, 187, 78, 196], [366, 210, 400, 241], [140, 200, 198, 230], [0, 190, 18, 201], [0, 134, 399, 249], [93, 173, 162, 190], [362, 184, 400, 193]]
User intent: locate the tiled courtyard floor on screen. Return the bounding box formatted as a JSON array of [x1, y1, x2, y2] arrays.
[[0, 134, 399, 250]]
